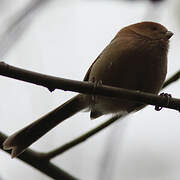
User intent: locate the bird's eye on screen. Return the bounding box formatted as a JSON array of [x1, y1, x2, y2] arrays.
[[151, 26, 158, 31]]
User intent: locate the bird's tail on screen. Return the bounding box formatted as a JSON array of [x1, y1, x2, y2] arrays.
[[3, 94, 88, 158]]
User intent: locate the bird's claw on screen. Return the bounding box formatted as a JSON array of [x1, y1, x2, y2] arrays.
[[155, 92, 172, 111]]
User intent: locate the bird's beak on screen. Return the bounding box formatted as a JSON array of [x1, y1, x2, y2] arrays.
[[165, 31, 173, 39]]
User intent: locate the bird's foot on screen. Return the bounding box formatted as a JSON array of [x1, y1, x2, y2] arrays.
[[155, 92, 172, 111]]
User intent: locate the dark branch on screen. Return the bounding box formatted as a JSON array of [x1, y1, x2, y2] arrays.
[[162, 70, 180, 88], [0, 132, 77, 180], [0, 62, 180, 111], [43, 114, 125, 160]]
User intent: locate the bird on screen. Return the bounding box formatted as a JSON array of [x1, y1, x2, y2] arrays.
[[3, 21, 173, 158]]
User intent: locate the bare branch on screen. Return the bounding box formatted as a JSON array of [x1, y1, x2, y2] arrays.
[[0, 62, 180, 111], [42, 114, 125, 160], [162, 70, 180, 88], [0, 132, 77, 180]]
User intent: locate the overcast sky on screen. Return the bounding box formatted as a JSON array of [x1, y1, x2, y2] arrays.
[[0, 0, 180, 179]]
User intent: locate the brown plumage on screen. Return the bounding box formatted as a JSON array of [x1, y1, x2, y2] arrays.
[[3, 21, 173, 158]]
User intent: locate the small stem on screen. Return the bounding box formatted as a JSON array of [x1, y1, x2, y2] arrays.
[[162, 70, 180, 88], [0, 132, 78, 180], [44, 114, 125, 160]]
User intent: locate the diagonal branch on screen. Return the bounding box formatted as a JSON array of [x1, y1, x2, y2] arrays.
[[42, 114, 125, 160], [0, 62, 180, 111], [162, 70, 180, 88], [0, 132, 77, 180]]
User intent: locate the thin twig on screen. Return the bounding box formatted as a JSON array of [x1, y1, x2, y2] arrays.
[[162, 70, 180, 88], [0, 62, 180, 111], [0, 132, 77, 180], [41, 114, 125, 159]]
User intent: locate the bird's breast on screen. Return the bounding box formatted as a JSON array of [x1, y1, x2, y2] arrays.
[[88, 37, 168, 115]]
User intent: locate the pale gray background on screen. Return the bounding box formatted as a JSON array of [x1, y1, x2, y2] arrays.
[[0, 0, 180, 179]]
